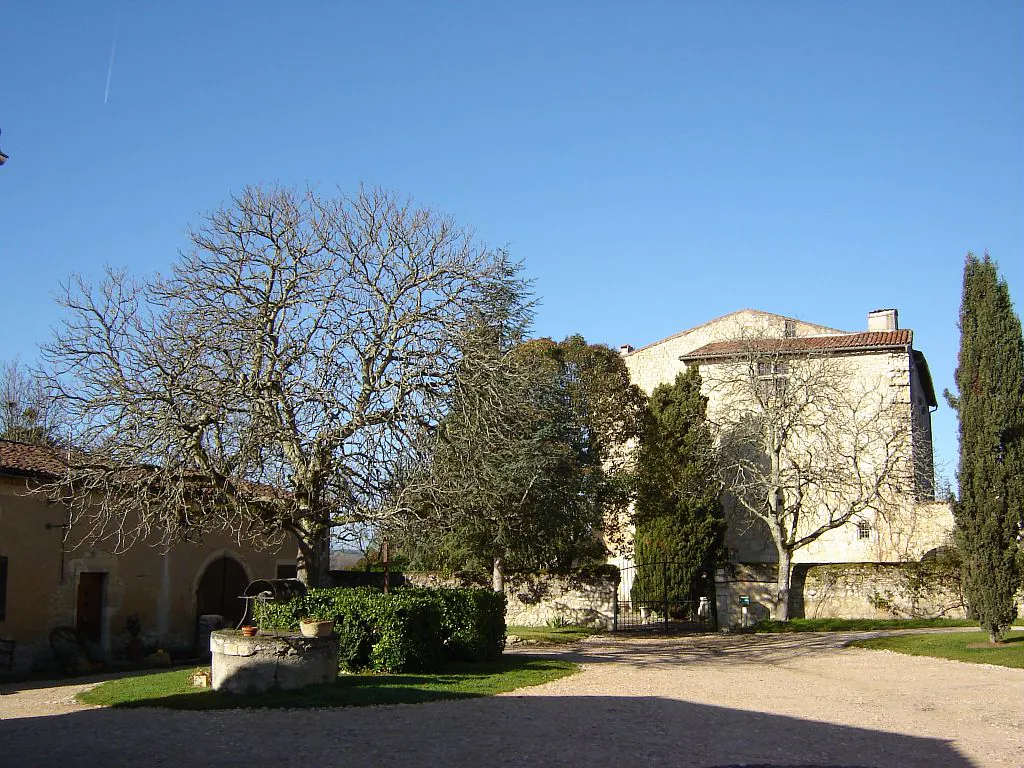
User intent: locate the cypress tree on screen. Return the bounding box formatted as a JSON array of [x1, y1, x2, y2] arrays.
[[632, 367, 725, 609], [946, 253, 1024, 642]]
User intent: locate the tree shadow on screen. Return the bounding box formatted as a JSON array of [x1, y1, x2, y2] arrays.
[[0, 693, 973, 767]]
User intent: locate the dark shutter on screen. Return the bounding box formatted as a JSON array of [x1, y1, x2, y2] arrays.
[[0, 556, 8, 621]]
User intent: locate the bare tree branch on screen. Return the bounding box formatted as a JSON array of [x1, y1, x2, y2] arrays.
[[39, 184, 530, 585], [703, 331, 918, 619]]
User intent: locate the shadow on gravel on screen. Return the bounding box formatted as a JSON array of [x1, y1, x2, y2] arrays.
[[0, 693, 970, 768], [549, 632, 864, 670]]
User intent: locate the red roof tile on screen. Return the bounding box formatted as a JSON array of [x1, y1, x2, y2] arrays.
[[0, 440, 67, 478], [681, 330, 913, 360]]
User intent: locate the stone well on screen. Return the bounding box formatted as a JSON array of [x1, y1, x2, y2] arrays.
[[210, 630, 339, 694]]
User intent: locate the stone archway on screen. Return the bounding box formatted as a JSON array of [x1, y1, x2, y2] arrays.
[[195, 555, 249, 628]]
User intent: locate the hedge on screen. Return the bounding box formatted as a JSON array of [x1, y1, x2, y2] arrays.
[[403, 586, 506, 662], [253, 586, 506, 672]]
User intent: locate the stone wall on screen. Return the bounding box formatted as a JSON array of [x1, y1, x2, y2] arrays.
[[715, 561, 976, 628], [792, 563, 966, 620], [404, 570, 619, 630], [504, 572, 618, 629]]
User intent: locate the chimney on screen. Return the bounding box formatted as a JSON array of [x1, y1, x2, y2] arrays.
[[867, 308, 898, 332], [619, 344, 634, 356]]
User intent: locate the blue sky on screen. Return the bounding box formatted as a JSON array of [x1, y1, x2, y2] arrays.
[[1, 1, 1021, 485]]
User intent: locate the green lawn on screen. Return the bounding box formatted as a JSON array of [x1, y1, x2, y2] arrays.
[[506, 625, 601, 644], [754, 617, 976, 633], [77, 656, 578, 710], [849, 630, 1024, 668]]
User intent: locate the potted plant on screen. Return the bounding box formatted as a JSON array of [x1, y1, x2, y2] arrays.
[[299, 616, 334, 638]]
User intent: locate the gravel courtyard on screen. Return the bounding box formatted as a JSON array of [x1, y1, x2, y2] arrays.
[[1, 631, 1020, 768]]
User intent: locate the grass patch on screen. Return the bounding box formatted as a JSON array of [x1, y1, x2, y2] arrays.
[[76, 656, 577, 710], [849, 630, 1024, 668], [754, 617, 976, 633], [507, 626, 601, 644]]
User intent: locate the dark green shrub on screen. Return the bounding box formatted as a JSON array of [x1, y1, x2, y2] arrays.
[[252, 585, 505, 671], [403, 586, 507, 661]]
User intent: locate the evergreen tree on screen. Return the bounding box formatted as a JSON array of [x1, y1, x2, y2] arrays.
[[632, 367, 725, 609], [945, 253, 1023, 642], [391, 335, 644, 590]]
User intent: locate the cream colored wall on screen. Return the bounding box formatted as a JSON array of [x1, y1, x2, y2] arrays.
[[0, 476, 285, 672], [708, 348, 925, 565]]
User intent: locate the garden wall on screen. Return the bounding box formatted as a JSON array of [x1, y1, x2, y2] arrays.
[[714, 561, 972, 628], [394, 570, 619, 630]]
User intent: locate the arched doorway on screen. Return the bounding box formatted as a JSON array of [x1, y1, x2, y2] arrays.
[[196, 556, 248, 627]]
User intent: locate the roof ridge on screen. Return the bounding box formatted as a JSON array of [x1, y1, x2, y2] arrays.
[[625, 309, 850, 355]]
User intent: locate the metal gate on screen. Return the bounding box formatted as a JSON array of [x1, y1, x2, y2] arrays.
[[614, 561, 715, 632]]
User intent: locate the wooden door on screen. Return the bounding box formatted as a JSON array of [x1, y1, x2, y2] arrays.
[[76, 572, 106, 643], [196, 557, 248, 627]]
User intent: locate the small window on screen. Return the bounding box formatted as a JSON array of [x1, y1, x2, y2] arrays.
[[857, 520, 871, 540], [784, 320, 796, 338], [0, 556, 7, 620], [757, 360, 788, 377], [276, 562, 298, 580]]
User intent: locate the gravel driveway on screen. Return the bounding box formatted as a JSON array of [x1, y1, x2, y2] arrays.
[[1, 631, 1020, 768]]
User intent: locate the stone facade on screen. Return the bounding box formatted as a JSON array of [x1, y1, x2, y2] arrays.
[[618, 309, 951, 572]]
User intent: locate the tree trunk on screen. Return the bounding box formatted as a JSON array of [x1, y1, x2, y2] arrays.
[[296, 528, 330, 588], [775, 548, 792, 621], [492, 555, 505, 593]]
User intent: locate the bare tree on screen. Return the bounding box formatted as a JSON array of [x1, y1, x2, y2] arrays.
[[40, 184, 529, 585], [701, 333, 916, 620], [0, 359, 63, 445]]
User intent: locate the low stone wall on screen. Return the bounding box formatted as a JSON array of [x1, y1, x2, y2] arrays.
[[210, 630, 338, 694], [405, 570, 619, 630], [715, 561, 976, 628], [793, 563, 967, 620], [504, 572, 618, 629]]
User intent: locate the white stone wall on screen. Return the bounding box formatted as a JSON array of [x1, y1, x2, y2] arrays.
[[504, 572, 618, 629]]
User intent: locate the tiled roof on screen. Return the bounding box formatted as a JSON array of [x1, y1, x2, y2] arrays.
[[0, 440, 67, 478], [681, 330, 913, 360]]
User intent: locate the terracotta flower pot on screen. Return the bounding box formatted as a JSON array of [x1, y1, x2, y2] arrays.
[[241, 625, 258, 637], [299, 620, 334, 638]]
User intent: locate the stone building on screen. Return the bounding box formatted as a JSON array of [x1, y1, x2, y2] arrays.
[[617, 309, 954, 623], [0, 439, 291, 674]]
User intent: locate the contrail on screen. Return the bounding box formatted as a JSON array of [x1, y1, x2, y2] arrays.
[[104, 24, 118, 104]]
